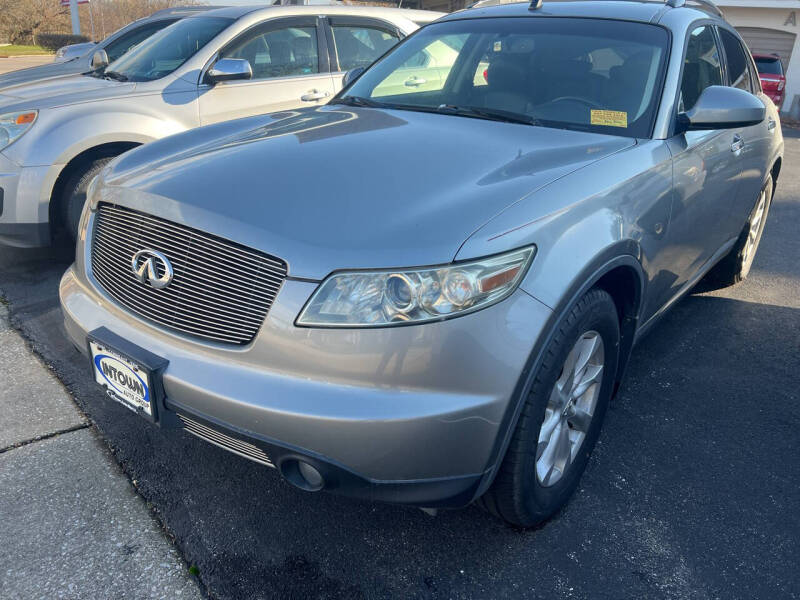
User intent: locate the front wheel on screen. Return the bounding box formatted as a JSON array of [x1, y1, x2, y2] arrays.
[[60, 157, 114, 241], [479, 288, 620, 528]]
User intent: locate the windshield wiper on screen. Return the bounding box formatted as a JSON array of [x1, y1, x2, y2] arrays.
[[103, 70, 128, 82], [436, 105, 538, 126], [329, 95, 386, 108]]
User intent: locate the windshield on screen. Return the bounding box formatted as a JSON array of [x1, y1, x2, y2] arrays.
[[103, 16, 231, 82], [341, 18, 669, 138], [755, 57, 783, 76]]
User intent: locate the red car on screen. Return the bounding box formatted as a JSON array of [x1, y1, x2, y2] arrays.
[[753, 53, 786, 108]]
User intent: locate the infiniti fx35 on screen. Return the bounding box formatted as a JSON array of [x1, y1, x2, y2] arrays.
[[60, 0, 783, 526]]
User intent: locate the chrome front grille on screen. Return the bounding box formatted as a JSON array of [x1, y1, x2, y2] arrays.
[[90, 203, 287, 345], [179, 414, 274, 468]]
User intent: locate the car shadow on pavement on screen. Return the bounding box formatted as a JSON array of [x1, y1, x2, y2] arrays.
[[1, 234, 797, 600]]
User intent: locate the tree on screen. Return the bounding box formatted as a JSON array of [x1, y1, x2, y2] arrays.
[[0, 0, 70, 45]]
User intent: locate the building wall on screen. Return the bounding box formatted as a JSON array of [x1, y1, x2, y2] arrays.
[[718, 3, 800, 116]]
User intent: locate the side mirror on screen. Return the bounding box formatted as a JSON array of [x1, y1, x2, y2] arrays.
[[678, 85, 765, 132], [90, 48, 109, 70], [342, 67, 365, 88], [206, 58, 253, 84]]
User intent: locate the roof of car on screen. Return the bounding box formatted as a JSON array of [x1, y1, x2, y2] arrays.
[[149, 5, 225, 18], [197, 4, 441, 22], [438, 0, 719, 25]]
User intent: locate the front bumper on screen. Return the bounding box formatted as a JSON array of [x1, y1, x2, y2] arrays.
[[0, 151, 54, 247], [60, 262, 552, 507]]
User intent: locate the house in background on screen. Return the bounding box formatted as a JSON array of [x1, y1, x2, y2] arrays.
[[718, 0, 800, 117]]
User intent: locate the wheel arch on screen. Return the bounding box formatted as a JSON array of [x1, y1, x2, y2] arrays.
[[49, 141, 141, 231], [474, 251, 646, 501], [770, 156, 782, 195]]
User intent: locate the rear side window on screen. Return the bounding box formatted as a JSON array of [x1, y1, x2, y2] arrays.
[[679, 26, 723, 112], [332, 24, 400, 72], [719, 28, 754, 92], [755, 57, 783, 75]]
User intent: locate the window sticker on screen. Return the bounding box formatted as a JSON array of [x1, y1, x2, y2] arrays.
[[590, 109, 628, 128], [493, 41, 502, 52]]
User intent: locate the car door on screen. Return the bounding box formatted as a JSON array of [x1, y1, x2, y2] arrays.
[[665, 24, 741, 287], [325, 16, 403, 94], [717, 26, 771, 231], [198, 17, 336, 126]]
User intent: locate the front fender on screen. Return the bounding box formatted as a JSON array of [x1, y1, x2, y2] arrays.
[[456, 140, 674, 320]]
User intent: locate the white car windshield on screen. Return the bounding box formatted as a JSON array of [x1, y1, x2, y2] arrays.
[[340, 17, 670, 138], [102, 17, 232, 82]]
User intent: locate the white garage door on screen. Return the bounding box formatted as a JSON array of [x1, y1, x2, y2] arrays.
[[736, 27, 796, 71]]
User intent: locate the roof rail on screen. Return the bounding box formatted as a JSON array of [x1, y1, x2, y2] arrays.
[[667, 0, 724, 17]]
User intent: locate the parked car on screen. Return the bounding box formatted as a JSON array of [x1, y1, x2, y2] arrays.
[[753, 53, 786, 109], [60, 0, 782, 527], [0, 7, 214, 91], [0, 5, 439, 247], [54, 41, 97, 63]]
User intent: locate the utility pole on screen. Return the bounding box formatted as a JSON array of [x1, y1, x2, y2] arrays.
[[69, 0, 81, 35]]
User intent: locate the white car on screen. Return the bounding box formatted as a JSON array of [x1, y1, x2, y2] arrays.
[[0, 5, 441, 247], [54, 42, 97, 63]]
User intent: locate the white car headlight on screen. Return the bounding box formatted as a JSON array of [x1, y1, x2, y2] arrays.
[[0, 110, 38, 151], [297, 247, 535, 328]]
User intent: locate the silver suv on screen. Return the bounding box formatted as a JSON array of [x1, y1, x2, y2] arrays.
[[60, 0, 782, 527], [0, 5, 437, 247], [0, 7, 213, 90]]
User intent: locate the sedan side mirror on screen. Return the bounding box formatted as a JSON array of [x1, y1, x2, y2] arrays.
[[90, 48, 109, 70], [342, 67, 365, 89], [207, 58, 253, 85], [678, 85, 765, 132]]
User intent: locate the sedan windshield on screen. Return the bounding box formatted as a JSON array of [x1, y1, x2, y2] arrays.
[[102, 16, 232, 82], [340, 17, 670, 138]]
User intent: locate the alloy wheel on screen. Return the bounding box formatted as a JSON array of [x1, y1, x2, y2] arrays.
[[536, 331, 605, 487]]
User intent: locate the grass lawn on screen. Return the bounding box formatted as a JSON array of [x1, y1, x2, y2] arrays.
[[0, 45, 53, 57]]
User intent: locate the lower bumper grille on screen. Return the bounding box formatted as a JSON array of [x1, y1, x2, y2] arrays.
[[178, 414, 274, 468]]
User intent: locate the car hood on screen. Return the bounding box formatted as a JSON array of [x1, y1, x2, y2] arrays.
[[101, 106, 634, 280], [0, 59, 87, 92], [0, 75, 133, 112]]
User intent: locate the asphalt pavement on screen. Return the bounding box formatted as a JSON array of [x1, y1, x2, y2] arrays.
[[0, 132, 798, 599], [0, 56, 52, 74]]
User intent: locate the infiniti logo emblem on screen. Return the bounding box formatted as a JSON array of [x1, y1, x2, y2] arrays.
[[131, 249, 174, 289]]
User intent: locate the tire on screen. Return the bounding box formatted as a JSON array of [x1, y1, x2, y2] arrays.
[[60, 157, 114, 241], [478, 288, 620, 528], [704, 176, 773, 289]]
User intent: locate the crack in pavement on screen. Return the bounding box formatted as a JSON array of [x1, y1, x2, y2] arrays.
[[0, 422, 91, 454]]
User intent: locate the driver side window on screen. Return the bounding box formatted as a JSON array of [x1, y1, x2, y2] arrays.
[[222, 25, 319, 81], [679, 26, 723, 112]]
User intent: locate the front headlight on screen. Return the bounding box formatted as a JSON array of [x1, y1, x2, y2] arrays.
[[297, 246, 535, 328], [0, 110, 38, 151]]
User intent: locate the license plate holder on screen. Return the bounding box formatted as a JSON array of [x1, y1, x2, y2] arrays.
[[87, 327, 169, 424]]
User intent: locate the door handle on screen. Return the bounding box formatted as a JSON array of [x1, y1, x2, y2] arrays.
[[404, 76, 427, 87], [301, 90, 330, 102], [768, 118, 777, 133], [731, 135, 744, 155]]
